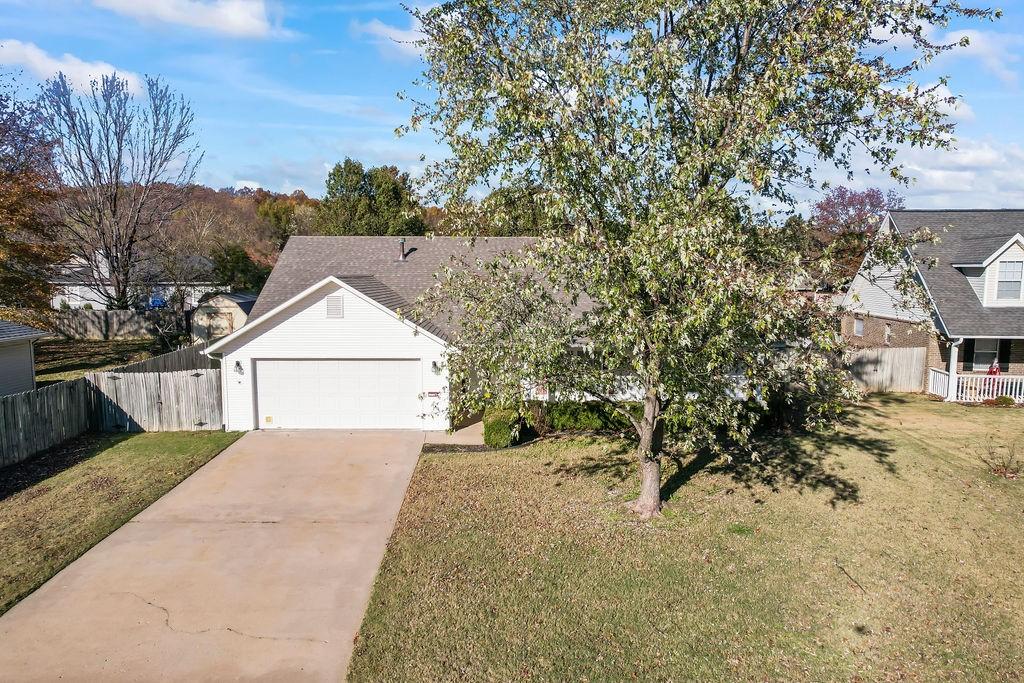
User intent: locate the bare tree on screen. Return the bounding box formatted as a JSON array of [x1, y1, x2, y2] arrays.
[[37, 73, 202, 309]]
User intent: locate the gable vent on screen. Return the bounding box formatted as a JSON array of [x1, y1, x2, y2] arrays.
[[326, 295, 343, 318]]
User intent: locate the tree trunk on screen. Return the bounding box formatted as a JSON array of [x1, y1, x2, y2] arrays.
[[631, 388, 664, 519]]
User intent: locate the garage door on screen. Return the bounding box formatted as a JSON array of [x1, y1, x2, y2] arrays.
[[255, 359, 423, 429]]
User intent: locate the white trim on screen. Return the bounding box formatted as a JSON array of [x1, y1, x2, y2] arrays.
[[951, 233, 1024, 268], [204, 276, 448, 355]]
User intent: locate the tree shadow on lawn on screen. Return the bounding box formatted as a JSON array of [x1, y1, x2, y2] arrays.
[[551, 404, 899, 507], [0, 433, 132, 503]]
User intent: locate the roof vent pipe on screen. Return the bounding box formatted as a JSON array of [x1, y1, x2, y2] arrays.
[[399, 238, 407, 261]]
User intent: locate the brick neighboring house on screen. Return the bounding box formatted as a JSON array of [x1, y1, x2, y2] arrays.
[[843, 209, 1024, 401]]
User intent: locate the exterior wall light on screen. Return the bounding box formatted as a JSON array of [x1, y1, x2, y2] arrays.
[[431, 360, 442, 375], [234, 360, 244, 375]]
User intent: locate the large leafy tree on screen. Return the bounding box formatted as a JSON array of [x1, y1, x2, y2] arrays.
[[315, 157, 426, 236], [37, 74, 202, 309], [0, 81, 62, 309], [411, 0, 992, 517]]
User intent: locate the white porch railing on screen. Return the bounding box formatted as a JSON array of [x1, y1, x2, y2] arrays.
[[955, 373, 1024, 403], [927, 367, 949, 398], [928, 367, 1024, 402]]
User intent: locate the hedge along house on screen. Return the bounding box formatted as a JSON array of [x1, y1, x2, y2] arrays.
[[844, 210, 1024, 402], [204, 236, 532, 431]]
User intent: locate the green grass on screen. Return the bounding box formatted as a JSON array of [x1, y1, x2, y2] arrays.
[[349, 395, 1024, 682], [34, 338, 158, 385], [0, 430, 241, 615]]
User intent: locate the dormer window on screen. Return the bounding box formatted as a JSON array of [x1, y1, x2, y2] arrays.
[[997, 261, 1023, 301]]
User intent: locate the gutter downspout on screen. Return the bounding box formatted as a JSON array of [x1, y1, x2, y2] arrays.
[[946, 337, 963, 402]]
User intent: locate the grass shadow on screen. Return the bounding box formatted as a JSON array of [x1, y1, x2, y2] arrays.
[[547, 401, 900, 507], [0, 433, 132, 503]]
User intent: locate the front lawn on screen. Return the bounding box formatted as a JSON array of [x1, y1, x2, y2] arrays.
[[349, 395, 1024, 681], [34, 338, 158, 385], [0, 431, 241, 615]]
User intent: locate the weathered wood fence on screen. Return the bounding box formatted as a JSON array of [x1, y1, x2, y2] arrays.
[[110, 340, 219, 373], [86, 369, 222, 432], [847, 347, 927, 393], [1, 364, 223, 468], [0, 379, 92, 468]]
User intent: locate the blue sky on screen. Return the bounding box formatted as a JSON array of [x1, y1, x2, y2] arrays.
[[2, 0, 1024, 209]]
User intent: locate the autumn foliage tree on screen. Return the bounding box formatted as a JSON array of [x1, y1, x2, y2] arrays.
[[411, 0, 993, 517], [0, 83, 61, 310]]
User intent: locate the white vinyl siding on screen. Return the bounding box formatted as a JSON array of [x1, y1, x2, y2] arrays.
[[961, 266, 985, 303], [0, 341, 36, 396], [217, 281, 448, 431], [842, 260, 931, 323]]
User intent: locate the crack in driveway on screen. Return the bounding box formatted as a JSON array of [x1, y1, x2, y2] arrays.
[[118, 592, 329, 645]]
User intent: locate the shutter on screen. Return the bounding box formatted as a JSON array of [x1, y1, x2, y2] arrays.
[[962, 339, 975, 372], [998, 339, 1012, 373]]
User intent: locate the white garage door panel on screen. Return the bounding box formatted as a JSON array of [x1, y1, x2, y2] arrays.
[[256, 359, 422, 429]]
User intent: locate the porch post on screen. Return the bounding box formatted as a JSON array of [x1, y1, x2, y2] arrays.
[[945, 338, 962, 402]]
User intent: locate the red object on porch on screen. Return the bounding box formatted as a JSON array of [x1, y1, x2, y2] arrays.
[[988, 361, 1001, 376]]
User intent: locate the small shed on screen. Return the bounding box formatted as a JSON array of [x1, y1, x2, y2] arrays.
[[192, 293, 258, 342], [0, 321, 47, 396]]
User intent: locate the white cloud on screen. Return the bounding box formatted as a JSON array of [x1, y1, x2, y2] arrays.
[[924, 83, 974, 122], [873, 23, 1023, 85], [92, 0, 288, 39], [943, 29, 1023, 85], [351, 16, 424, 58], [233, 179, 262, 191], [0, 39, 141, 93]]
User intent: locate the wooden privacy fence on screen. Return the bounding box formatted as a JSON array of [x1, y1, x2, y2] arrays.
[[847, 347, 927, 393], [87, 369, 222, 432], [110, 340, 219, 373], [0, 379, 92, 468]]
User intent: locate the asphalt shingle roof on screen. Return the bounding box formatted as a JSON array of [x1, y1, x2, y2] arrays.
[[893, 209, 1024, 337], [0, 320, 47, 344], [247, 236, 535, 339]]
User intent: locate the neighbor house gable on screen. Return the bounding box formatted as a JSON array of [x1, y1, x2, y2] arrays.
[[842, 213, 939, 329]]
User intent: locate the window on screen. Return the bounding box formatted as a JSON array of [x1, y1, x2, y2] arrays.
[[884, 323, 892, 346], [997, 261, 1023, 300], [326, 295, 343, 318], [854, 318, 864, 337], [974, 338, 999, 370]]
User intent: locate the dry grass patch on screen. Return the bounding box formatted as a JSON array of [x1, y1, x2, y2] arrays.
[[349, 395, 1024, 682], [0, 430, 242, 614], [34, 338, 158, 385]]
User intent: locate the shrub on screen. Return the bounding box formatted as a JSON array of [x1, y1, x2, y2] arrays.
[[978, 440, 1021, 479], [483, 407, 522, 449], [524, 400, 636, 435], [994, 395, 1016, 407]]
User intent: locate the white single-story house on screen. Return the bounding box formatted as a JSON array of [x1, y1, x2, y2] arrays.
[[844, 209, 1024, 402], [51, 256, 219, 310], [204, 236, 530, 431], [0, 321, 47, 396], [192, 292, 258, 342]]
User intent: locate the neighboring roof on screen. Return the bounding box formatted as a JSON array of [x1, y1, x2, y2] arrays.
[[892, 210, 1024, 337], [246, 236, 535, 339], [0, 320, 47, 344], [950, 234, 1024, 267], [201, 292, 259, 315]]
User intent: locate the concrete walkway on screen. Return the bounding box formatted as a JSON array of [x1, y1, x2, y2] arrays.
[[0, 430, 423, 681]]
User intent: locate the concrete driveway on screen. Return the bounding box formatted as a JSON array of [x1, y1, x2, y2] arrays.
[[0, 430, 423, 681]]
